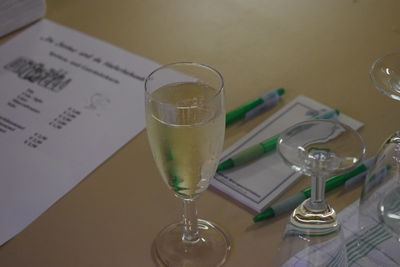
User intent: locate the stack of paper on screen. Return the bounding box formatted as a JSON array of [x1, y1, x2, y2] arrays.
[[0, 0, 46, 38], [211, 95, 363, 212], [0, 19, 161, 245]]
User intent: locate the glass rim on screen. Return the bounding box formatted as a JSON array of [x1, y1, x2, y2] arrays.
[[144, 61, 224, 108], [369, 51, 400, 101]]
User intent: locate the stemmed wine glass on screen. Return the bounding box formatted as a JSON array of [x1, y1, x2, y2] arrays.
[[145, 62, 230, 266], [355, 52, 400, 266], [276, 120, 365, 266]]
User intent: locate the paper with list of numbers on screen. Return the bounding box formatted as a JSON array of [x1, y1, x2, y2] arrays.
[[0, 19, 161, 245]]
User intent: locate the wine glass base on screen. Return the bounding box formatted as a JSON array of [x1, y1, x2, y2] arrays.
[[290, 200, 340, 236], [153, 219, 231, 267]]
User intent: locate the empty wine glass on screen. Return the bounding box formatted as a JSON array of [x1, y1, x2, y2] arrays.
[[366, 52, 400, 233], [276, 120, 365, 266], [145, 62, 230, 266], [354, 52, 400, 266], [357, 132, 400, 266]]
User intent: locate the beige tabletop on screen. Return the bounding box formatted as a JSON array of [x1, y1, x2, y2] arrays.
[[1, 0, 400, 266]]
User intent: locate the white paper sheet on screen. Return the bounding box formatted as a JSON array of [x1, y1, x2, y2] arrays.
[[0, 0, 46, 38], [0, 19, 160, 245], [211, 95, 364, 212]]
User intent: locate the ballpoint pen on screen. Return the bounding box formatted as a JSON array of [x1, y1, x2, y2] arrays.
[[226, 88, 285, 127], [217, 109, 340, 172], [252, 157, 376, 222]]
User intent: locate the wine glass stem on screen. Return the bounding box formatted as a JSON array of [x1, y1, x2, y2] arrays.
[[182, 198, 200, 243], [309, 174, 327, 211]]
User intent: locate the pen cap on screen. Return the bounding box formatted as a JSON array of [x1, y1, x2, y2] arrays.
[[243, 89, 283, 121], [313, 109, 340, 120], [270, 192, 306, 217]]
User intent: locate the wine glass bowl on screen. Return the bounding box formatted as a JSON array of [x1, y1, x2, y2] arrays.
[[370, 51, 400, 101], [145, 62, 230, 266], [355, 132, 400, 266], [359, 131, 400, 236], [278, 121, 364, 178]]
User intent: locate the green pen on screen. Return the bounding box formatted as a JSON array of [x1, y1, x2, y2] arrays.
[[226, 88, 285, 127], [217, 109, 340, 172], [253, 157, 376, 222]]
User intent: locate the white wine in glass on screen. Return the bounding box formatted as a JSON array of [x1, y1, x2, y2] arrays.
[[145, 62, 230, 266], [146, 82, 225, 197]]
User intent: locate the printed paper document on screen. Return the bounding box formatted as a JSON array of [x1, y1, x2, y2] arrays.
[[0, 19, 160, 245]]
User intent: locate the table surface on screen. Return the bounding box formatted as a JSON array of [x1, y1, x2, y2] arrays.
[[1, 0, 400, 266]]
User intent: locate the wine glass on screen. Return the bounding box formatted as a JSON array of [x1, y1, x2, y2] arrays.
[[145, 62, 230, 266], [354, 52, 400, 266], [356, 132, 400, 266], [276, 120, 365, 266]]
